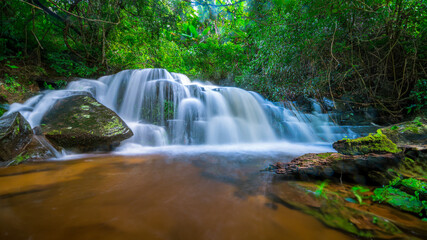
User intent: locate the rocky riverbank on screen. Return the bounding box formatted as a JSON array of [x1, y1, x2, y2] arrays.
[[269, 117, 427, 238]]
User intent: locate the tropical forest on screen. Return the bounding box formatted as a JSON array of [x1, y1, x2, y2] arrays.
[[0, 0, 426, 239]]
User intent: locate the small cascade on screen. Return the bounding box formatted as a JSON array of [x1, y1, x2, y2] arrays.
[[5, 68, 355, 148], [33, 135, 63, 158]]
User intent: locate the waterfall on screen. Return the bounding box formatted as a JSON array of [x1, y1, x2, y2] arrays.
[[6, 68, 356, 147]]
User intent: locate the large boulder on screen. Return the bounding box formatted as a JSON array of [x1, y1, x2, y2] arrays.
[[41, 95, 133, 152], [333, 130, 401, 155], [0, 112, 33, 161]]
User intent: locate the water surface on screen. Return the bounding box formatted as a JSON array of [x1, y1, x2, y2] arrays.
[[0, 145, 352, 240]]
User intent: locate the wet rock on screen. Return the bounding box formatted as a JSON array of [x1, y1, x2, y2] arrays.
[[372, 186, 426, 217], [270, 182, 407, 239], [333, 130, 401, 155], [0, 112, 33, 161], [293, 96, 313, 113], [32, 126, 43, 135], [41, 95, 133, 152], [6, 135, 61, 166], [274, 152, 402, 185], [400, 144, 427, 161], [381, 118, 427, 146]]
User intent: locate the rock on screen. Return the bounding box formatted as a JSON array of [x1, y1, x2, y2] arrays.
[[400, 144, 427, 161], [41, 95, 133, 152], [399, 178, 427, 201], [0, 112, 33, 161], [270, 182, 406, 239], [32, 126, 43, 135], [274, 152, 402, 185], [381, 118, 427, 146], [372, 186, 426, 217], [5, 135, 61, 166], [293, 95, 313, 113], [333, 130, 401, 155]]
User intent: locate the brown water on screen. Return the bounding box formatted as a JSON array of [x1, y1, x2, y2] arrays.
[[0, 153, 352, 240]]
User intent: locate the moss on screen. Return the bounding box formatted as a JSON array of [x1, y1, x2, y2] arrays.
[[400, 178, 427, 195], [103, 116, 126, 137], [90, 102, 102, 107], [285, 185, 402, 238], [338, 130, 400, 155], [381, 118, 427, 145], [80, 105, 90, 111], [373, 186, 425, 217], [317, 152, 333, 159], [397, 157, 427, 179], [10, 153, 31, 165]]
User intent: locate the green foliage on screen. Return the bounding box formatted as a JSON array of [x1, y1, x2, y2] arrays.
[[351, 186, 370, 205], [314, 180, 329, 198], [2, 74, 22, 93], [47, 53, 98, 78], [0, 0, 425, 115], [43, 82, 54, 90], [55, 80, 68, 89], [407, 79, 427, 114]]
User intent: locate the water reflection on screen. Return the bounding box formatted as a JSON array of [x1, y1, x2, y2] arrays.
[[0, 153, 352, 240]]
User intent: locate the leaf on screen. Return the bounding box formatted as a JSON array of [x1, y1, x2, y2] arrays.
[[202, 27, 210, 36], [189, 25, 198, 38], [6, 64, 18, 69]]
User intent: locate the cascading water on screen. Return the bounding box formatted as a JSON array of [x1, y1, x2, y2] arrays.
[[6, 68, 356, 149]]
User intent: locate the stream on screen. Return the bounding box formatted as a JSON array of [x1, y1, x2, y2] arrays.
[[1, 69, 366, 239], [0, 143, 355, 240]]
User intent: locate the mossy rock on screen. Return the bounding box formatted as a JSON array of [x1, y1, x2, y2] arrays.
[[41, 95, 133, 152], [333, 130, 401, 155], [397, 157, 427, 179], [395, 178, 427, 201], [373, 186, 426, 217], [7, 135, 63, 166], [0, 112, 33, 161], [381, 118, 427, 145], [271, 182, 405, 239]]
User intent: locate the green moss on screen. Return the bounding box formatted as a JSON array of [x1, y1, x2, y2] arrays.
[[398, 157, 427, 179], [80, 105, 90, 111], [339, 130, 400, 155], [103, 116, 126, 136], [373, 186, 425, 217], [317, 152, 333, 159], [400, 178, 427, 195], [90, 102, 102, 107], [381, 118, 427, 145], [10, 153, 31, 165]]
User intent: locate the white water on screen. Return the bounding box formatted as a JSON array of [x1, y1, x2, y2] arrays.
[[6, 68, 356, 152]]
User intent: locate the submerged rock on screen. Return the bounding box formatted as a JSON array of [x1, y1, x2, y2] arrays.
[[0, 112, 33, 161], [333, 130, 401, 155], [273, 152, 402, 185], [270, 182, 409, 239], [41, 95, 133, 152]]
